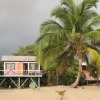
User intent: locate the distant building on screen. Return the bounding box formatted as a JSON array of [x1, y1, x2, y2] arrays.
[[82, 61, 100, 85]]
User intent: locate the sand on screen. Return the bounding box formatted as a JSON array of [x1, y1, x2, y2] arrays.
[[0, 86, 100, 100]]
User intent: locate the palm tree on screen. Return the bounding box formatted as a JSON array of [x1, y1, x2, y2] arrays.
[[35, 0, 100, 88]]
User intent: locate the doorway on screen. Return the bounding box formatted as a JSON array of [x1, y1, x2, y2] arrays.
[[23, 63, 28, 75]]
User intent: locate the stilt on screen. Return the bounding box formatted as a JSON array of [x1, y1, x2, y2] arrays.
[[87, 80, 89, 85], [38, 77, 40, 87], [18, 77, 20, 89]]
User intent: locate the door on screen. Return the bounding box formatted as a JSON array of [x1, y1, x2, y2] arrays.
[[23, 63, 28, 75]]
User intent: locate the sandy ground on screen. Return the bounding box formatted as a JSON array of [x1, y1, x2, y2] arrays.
[[0, 86, 100, 100]]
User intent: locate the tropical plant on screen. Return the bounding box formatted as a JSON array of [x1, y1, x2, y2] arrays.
[[88, 64, 99, 85], [35, 0, 100, 88], [44, 61, 66, 85], [0, 61, 3, 75], [56, 90, 66, 100], [13, 44, 35, 56]]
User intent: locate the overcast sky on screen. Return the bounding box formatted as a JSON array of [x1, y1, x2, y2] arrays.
[[0, 0, 100, 58]]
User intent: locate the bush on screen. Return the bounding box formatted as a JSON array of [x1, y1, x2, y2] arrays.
[[41, 66, 86, 86], [65, 67, 86, 86]]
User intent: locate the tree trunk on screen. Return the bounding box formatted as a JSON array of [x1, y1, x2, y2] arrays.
[[56, 74, 59, 85], [70, 64, 81, 88], [47, 74, 50, 86], [71, 49, 82, 88]]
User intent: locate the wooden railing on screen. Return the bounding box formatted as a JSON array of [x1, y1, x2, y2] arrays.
[[0, 70, 42, 77]]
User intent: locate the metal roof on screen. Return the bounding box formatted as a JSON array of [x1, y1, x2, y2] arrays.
[[1, 56, 37, 62]]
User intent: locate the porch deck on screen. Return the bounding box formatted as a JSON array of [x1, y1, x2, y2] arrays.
[[83, 70, 100, 81], [0, 70, 42, 77], [0, 70, 42, 89]]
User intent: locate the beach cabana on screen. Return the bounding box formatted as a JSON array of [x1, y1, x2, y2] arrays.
[[0, 56, 42, 89]]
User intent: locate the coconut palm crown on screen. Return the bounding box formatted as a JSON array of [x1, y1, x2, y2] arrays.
[[35, 0, 100, 88]]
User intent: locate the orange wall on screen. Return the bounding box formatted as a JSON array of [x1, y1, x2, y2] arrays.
[[16, 63, 22, 74]]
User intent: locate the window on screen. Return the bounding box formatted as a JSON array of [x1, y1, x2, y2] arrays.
[[5, 63, 15, 70], [29, 63, 39, 70]]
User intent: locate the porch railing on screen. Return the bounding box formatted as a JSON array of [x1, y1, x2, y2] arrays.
[[0, 70, 42, 77]]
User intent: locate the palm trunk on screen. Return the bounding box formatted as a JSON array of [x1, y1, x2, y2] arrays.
[[71, 49, 82, 88]]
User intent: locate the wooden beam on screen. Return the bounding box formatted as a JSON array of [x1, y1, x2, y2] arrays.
[[10, 78, 19, 88], [20, 78, 29, 87], [0, 78, 6, 86], [30, 78, 38, 88]]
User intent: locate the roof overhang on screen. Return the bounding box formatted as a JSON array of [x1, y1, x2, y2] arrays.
[[1, 56, 37, 62]]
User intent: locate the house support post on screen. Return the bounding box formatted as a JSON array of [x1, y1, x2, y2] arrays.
[[87, 80, 89, 85], [18, 77, 21, 89], [38, 77, 40, 87]]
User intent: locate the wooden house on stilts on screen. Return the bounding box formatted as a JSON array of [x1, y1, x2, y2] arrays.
[[0, 56, 42, 89]]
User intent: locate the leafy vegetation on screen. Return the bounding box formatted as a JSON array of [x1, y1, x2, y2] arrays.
[[88, 64, 99, 85], [0, 61, 3, 75], [13, 44, 35, 56], [35, 0, 100, 88]]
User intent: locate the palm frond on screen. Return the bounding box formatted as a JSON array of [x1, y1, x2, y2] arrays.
[[74, 4, 98, 33], [84, 15, 100, 32], [79, 10, 98, 31], [40, 20, 63, 34], [51, 6, 74, 30], [81, 0, 98, 11], [85, 30, 100, 45], [36, 31, 69, 51], [85, 43, 100, 53], [61, 0, 75, 11], [35, 42, 66, 69], [87, 48, 100, 67]]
